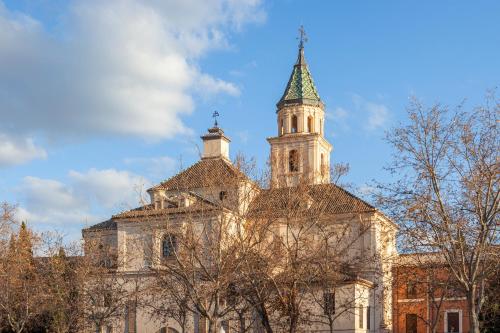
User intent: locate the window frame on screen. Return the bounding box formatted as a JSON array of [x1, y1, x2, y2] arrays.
[[406, 280, 418, 299], [307, 115, 314, 132], [289, 149, 299, 172], [291, 115, 298, 133], [405, 313, 417, 333], [161, 234, 177, 258], [444, 309, 462, 333], [367, 305, 371, 330], [358, 304, 364, 329]]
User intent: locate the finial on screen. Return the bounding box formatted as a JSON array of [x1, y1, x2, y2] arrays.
[[297, 25, 308, 49], [212, 110, 220, 127]]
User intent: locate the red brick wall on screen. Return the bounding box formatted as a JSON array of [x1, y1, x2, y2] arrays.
[[392, 264, 470, 333]]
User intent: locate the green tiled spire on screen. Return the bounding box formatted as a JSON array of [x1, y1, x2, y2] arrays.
[[277, 45, 323, 109]]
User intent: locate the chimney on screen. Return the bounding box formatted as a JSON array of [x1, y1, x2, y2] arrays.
[[201, 126, 230, 160]]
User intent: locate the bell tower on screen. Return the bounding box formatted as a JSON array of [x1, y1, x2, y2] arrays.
[[267, 28, 332, 188]]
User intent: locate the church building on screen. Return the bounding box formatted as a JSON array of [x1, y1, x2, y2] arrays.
[[83, 38, 400, 333]]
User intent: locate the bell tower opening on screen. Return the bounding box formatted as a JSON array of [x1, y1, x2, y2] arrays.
[[289, 149, 299, 172], [307, 115, 314, 133], [291, 115, 298, 133]]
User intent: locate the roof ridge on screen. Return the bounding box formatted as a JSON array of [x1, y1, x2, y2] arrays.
[[148, 157, 249, 192], [326, 183, 375, 210], [153, 159, 204, 190]]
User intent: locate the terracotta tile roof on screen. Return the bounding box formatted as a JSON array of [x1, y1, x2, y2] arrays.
[[112, 200, 219, 219], [395, 252, 445, 266], [249, 183, 376, 218], [149, 157, 248, 191], [83, 219, 117, 232]]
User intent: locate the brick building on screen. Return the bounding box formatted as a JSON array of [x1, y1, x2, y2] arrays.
[[393, 253, 469, 333]]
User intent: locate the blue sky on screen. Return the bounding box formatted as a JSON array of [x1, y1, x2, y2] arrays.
[[1, 0, 499, 240]]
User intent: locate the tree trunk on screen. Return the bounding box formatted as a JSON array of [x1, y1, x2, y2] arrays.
[[288, 315, 298, 333], [467, 289, 481, 333], [239, 316, 246, 333], [207, 319, 217, 333], [259, 311, 273, 333]]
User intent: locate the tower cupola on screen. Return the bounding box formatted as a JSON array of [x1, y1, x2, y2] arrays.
[[277, 40, 323, 110], [268, 27, 332, 188], [201, 112, 230, 160]]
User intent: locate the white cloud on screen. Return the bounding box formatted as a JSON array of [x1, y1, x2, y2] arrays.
[[69, 168, 150, 209], [365, 102, 389, 130], [124, 156, 177, 181], [16, 168, 149, 230], [237, 130, 249, 144], [0, 134, 47, 166], [350, 94, 390, 131], [325, 107, 350, 136], [0, 0, 264, 146], [357, 184, 375, 196]]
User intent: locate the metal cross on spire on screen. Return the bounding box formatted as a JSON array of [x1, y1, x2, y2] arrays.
[[212, 110, 220, 127], [297, 25, 308, 49]]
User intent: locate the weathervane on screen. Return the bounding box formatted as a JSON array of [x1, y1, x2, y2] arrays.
[[297, 25, 308, 49], [212, 110, 220, 127]]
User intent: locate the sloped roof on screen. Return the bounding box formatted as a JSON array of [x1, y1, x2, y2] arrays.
[[249, 183, 376, 218], [277, 46, 322, 109], [83, 219, 117, 232], [395, 252, 446, 267], [112, 200, 219, 220], [84, 198, 220, 231], [149, 157, 248, 192]]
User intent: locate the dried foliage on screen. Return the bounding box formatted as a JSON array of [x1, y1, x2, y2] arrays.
[[142, 156, 379, 333], [377, 94, 500, 333]]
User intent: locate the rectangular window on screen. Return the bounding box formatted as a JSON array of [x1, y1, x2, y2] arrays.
[[162, 235, 177, 257], [367, 306, 371, 330], [406, 281, 417, 299], [323, 292, 335, 315], [446, 312, 460, 333], [359, 305, 364, 328], [406, 313, 417, 333]]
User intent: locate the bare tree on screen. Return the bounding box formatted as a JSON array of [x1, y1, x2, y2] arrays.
[[79, 237, 140, 333], [242, 167, 375, 333], [146, 154, 259, 333], [146, 272, 192, 332], [0, 222, 48, 333], [305, 216, 372, 333], [40, 235, 83, 333], [378, 95, 500, 333], [0, 202, 17, 255]]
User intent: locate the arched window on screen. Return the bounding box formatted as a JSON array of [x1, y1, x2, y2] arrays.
[[289, 150, 299, 172], [162, 235, 177, 258], [291, 115, 298, 133], [307, 116, 314, 133], [280, 118, 284, 135]]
